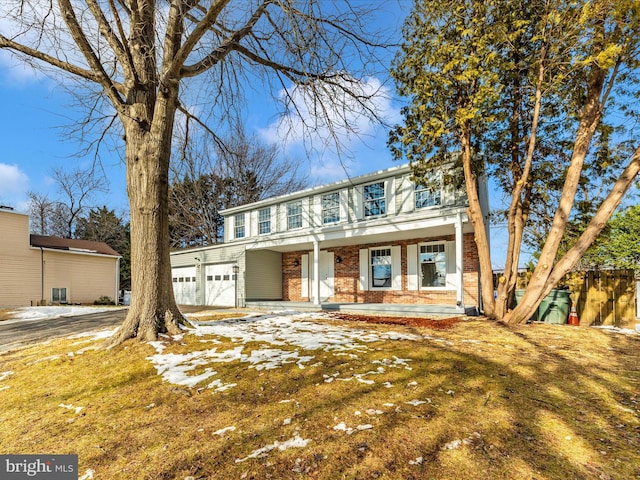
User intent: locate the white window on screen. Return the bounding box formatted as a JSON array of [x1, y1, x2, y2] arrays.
[[322, 192, 340, 224], [359, 246, 401, 291], [364, 182, 386, 217], [258, 207, 271, 234], [234, 213, 245, 239], [420, 242, 447, 287], [287, 201, 303, 230], [415, 178, 442, 209], [370, 248, 392, 288], [52, 287, 68, 303]]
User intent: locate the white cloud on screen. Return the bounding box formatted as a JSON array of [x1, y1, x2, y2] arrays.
[[259, 75, 401, 155], [0, 163, 29, 202]]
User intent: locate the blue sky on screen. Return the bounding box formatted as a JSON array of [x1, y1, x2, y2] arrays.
[[0, 3, 409, 214], [0, 2, 529, 268]]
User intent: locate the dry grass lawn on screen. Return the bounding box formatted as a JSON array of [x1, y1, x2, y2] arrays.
[[0, 308, 16, 322], [0, 311, 638, 480]]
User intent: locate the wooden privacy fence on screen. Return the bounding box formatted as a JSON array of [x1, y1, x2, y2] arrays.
[[560, 270, 636, 327]]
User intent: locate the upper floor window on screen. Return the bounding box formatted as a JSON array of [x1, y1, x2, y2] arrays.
[[364, 182, 386, 217], [258, 207, 271, 235], [420, 242, 446, 287], [287, 201, 303, 230], [234, 214, 245, 239], [415, 178, 442, 209], [322, 192, 340, 224]]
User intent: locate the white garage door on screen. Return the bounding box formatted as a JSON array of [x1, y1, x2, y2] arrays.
[[205, 264, 236, 307], [172, 266, 197, 305]]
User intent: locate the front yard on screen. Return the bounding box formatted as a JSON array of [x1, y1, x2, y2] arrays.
[[0, 311, 638, 479]]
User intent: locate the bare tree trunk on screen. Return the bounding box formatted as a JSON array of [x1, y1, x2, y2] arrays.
[[109, 87, 187, 345], [542, 148, 640, 290], [460, 126, 495, 317]]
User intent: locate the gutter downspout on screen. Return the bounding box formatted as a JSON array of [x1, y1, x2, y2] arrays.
[[115, 257, 121, 306], [40, 247, 45, 305]]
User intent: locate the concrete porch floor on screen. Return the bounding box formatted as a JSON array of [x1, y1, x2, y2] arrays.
[[244, 300, 478, 317]]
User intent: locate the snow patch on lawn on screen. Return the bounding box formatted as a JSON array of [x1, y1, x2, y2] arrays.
[[235, 435, 311, 463], [213, 426, 236, 436], [147, 311, 422, 391]]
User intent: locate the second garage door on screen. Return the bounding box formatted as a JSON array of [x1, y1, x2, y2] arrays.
[[205, 264, 236, 306]]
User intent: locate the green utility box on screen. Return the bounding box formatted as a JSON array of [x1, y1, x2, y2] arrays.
[[515, 289, 571, 324]]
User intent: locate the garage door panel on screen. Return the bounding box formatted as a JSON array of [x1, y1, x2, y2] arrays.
[[172, 266, 197, 305], [205, 264, 235, 306]]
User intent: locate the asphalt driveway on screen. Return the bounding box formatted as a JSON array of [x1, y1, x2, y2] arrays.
[[0, 308, 128, 353]]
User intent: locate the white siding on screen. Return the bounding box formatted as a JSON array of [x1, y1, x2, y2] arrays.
[[245, 250, 282, 300]]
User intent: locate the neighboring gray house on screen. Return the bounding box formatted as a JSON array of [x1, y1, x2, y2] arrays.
[[170, 163, 489, 315]]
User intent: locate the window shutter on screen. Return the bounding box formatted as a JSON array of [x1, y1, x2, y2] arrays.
[[400, 176, 413, 213], [339, 189, 348, 223], [279, 203, 287, 231], [354, 187, 363, 220], [302, 198, 310, 228], [226, 215, 234, 242], [250, 210, 257, 237], [391, 245, 402, 290], [359, 248, 369, 291], [301, 254, 309, 298], [385, 179, 396, 216], [269, 206, 277, 233], [312, 195, 321, 227], [446, 241, 457, 288], [407, 244, 418, 290]]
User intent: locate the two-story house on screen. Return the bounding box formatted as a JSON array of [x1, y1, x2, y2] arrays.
[[170, 163, 489, 315]]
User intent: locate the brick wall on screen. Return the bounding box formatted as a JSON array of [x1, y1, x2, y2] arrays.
[[282, 233, 480, 307]]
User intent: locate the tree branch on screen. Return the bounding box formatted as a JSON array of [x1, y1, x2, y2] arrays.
[[57, 0, 125, 109], [0, 33, 108, 87], [177, 0, 270, 78]]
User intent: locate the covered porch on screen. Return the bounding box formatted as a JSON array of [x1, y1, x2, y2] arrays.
[[243, 209, 481, 314]]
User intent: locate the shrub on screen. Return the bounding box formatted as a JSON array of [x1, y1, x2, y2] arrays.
[[93, 296, 115, 305]]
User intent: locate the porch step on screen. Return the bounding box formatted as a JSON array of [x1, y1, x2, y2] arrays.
[[244, 301, 476, 317]]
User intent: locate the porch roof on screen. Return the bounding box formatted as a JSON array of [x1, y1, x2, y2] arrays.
[[244, 208, 472, 253]]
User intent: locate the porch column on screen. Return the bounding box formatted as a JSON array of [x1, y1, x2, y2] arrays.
[[455, 212, 464, 309], [313, 240, 320, 305]]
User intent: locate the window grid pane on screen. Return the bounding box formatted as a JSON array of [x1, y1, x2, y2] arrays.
[[415, 184, 442, 209], [420, 243, 446, 287], [370, 248, 392, 288], [234, 214, 245, 239], [322, 193, 340, 224], [364, 182, 386, 217], [287, 201, 303, 230], [258, 208, 271, 234]]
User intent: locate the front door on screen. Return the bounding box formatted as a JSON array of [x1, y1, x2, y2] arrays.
[[308, 250, 334, 302]]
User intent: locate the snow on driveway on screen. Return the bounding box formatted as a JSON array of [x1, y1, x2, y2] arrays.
[[3, 306, 125, 324]]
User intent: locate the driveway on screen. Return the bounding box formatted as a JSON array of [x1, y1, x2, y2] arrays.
[[0, 308, 128, 353]]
